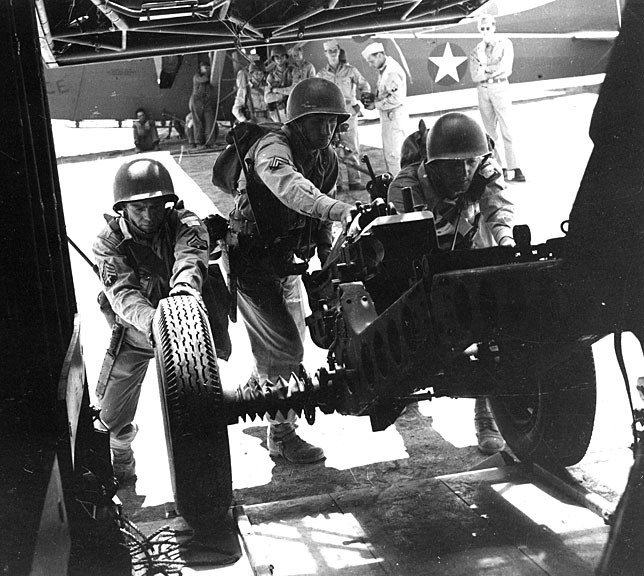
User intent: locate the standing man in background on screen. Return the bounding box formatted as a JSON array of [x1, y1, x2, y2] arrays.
[[287, 44, 316, 88], [317, 39, 371, 193], [189, 60, 217, 148], [469, 14, 526, 182], [265, 45, 291, 123], [233, 55, 270, 124], [361, 42, 409, 176]]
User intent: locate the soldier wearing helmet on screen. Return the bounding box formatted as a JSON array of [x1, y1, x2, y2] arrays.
[[389, 112, 514, 248], [265, 44, 291, 122], [388, 112, 514, 454], [227, 77, 356, 464], [93, 158, 211, 484]]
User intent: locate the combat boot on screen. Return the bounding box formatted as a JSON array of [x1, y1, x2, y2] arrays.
[[111, 423, 138, 484], [268, 423, 325, 464], [474, 398, 505, 455]]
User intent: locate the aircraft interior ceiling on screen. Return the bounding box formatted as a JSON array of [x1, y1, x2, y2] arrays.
[[37, 0, 492, 66]]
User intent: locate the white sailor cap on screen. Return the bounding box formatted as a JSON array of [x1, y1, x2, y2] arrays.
[[361, 42, 385, 59]]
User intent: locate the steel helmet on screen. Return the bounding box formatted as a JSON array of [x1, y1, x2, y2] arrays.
[[426, 113, 491, 163], [285, 77, 350, 125], [270, 44, 287, 58], [113, 158, 178, 211]]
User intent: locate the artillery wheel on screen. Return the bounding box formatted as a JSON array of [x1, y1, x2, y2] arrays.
[[488, 347, 596, 466], [153, 295, 232, 532]]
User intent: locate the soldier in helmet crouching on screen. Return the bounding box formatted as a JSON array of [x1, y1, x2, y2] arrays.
[[388, 112, 515, 455], [228, 77, 357, 463], [93, 158, 210, 484]]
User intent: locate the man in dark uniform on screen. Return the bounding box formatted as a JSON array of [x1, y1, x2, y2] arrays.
[[389, 112, 514, 454], [227, 77, 356, 463], [189, 60, 217, 148], [93, 158, 210, 482]]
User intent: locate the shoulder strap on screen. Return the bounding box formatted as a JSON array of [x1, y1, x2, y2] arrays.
[[105, 212, 178, 279]]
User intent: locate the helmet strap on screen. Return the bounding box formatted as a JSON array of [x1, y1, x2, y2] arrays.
[[291, 120, 333, 150]]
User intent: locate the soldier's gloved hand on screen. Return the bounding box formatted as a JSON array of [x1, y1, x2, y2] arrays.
[[169, 283, 207, 312], [203, 213, 229, 245], [360, 92, 376, 109]]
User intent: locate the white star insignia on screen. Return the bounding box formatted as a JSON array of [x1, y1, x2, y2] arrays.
[[429, 42, 468, 83]]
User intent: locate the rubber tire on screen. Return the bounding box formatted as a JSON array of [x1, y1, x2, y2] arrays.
[[488, 347, 596, 467], [153, 295, 232, 532]]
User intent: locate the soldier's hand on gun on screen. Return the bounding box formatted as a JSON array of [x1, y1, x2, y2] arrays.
[[499, 236, 516, 247], [341, 204, 359, 237], [342, 202, 367, 238], [360, 92, 376, 110]]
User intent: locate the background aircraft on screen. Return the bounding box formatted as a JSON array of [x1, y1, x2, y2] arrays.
[[44, 0, 623, 126]]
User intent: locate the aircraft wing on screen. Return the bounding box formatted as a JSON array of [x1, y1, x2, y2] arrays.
[[36, 0, 494, 67]]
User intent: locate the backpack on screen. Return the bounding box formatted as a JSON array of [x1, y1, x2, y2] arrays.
[[211, 121, 283, 195]]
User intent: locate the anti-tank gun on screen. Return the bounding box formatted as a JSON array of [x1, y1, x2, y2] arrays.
[[215, 199, 607, 468], [300, 200, 605, 464], [151, 199, 609, 532]]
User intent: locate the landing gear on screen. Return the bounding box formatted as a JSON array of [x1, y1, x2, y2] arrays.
[[489, 347, 596, 466], [153, 295, 233, 532]]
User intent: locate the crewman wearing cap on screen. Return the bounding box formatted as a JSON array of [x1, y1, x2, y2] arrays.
[[317, 38, 372, 193], [361, 41, 409, 175], [287, 44, 316, 89]]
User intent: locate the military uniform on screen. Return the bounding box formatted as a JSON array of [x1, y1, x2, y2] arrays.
[[317, 62, 371, 189], [388, 157, 514, 248], [229, 125, 345, 431], [287, 58, 316, 88], [265, 64, 291, 123], [93, 208, 209, 473], [189, 69, 217, 146], [132, 118, 159, 152], [469, 35, 520, 172], [233, 66, 270, 124], [373, 55, 408, 175]]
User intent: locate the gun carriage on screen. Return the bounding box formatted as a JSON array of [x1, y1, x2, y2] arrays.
[[154, 199, 608, 532]]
